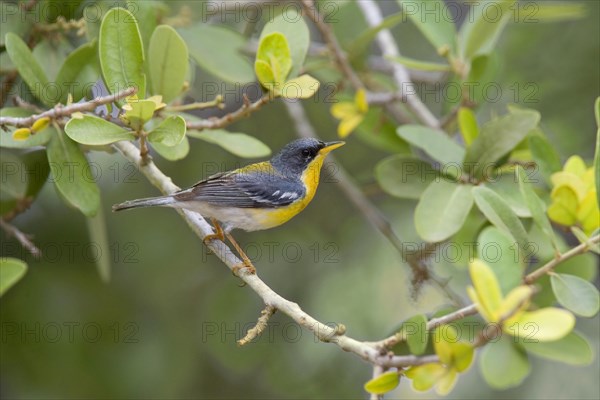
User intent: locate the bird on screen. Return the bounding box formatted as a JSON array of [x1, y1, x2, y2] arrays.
[[112, 138, 345, 274]]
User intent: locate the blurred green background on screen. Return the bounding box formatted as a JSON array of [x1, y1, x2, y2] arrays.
[[1, 1, 599, 398]]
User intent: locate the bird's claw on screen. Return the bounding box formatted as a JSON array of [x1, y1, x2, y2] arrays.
[[232, 261, 256, 276]]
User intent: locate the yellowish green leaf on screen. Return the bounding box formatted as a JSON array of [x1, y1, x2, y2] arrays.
[[280, 74, 320, 99], [331, 102, 356, 119], [469, 259, 503, 321], [0, 258, 27, 296], [364, 371, 400, 395], [547, 186, 578, 226], [405, 363, 446, 392], [458, 107, 478, 146], [338, 114, 364, 138], [507, 308, 575, 342], [436, 368, 457, 395]]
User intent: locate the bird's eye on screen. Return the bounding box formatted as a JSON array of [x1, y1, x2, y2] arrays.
[[301, 149, 311, 158]]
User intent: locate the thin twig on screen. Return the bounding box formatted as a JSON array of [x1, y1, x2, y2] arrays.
[[237, 305, 276, 346], [524, 235, 600, 284], [301, 0, 364, 90], [0, 219, 41, 258], [185, 93, 271, 131], [356, 0, 440, 129], [166, 96, 225, 112], [0, 87, 136, 128]]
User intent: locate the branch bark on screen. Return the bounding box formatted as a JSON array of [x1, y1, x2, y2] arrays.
[[112, 140, 436, 368], [356, 0, 440, 129], [0, 87, 136, 128], [185, 94, 271, 131]]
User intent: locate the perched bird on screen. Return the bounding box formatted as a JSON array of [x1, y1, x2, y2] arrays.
[[113, 138, 345, 273]]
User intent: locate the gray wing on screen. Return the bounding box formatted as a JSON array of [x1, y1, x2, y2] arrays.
[[173, 171, 305, 208]]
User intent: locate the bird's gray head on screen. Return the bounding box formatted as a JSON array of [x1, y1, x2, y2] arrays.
[[270, 138, 344, 176]]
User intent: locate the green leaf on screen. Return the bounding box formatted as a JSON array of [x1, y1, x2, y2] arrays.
[[528, 131, 562, 185], [4, 33, 51, 106], [364, 371, 400, 395], [99, 7, 146, 99], [397, 0, 457, 52], [55, 41, 99, 103], [255, 32, 292, 90], [148, 25, 189, 104], [415, 180, 474, 242], [0, 258, 27, 297], [487, 173, 530, 218], [348, 12, 404, 64], [472, 186, 529, 253], [0, 10, 32, 47], [0, 108, 54, 149], [260, 8, 309, 80], [480, 336, 530, 389], [121, 99, 156, 130], [47, 129, 100, 217], [280, 74, 320, 99], [458, 107, 479, 146], [397, 125, 465, 165], [386, 55, 451, 72], [86, 204, 110, 282], [533, 2, 587, 22], [570, 227, 600, 255], [148, 116, 186, 147], [65, 115, 135, 145], [521, 331, 593, 366], [354, 107, 410, 154], [179, 24, 254, 84], [400, 315, 428, 355], [459, 0, 517, 59], [551, 273, 600, 317], [516, 166, 558, 249], [508, 308, 575, 342], [150, 136, 189, 161], [464, 108, 540, 179], [0, 150, 27, 214], [375, 155, 437, 199], [1, 149, 50, 216], [477, 227, 523, 295], [188, 129, 271, 158], [32, 37, 73, 82]]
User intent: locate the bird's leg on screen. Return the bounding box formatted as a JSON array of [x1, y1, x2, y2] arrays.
[[203, 218, 225, 243], [225, 232, 256, 275]]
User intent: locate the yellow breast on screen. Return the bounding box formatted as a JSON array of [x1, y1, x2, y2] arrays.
[[256, 153, 327, 229]]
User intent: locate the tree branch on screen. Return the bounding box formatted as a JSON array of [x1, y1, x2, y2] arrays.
[[185, 93, 271, 131], [301, 0, 364, 90], [0, 87, 136, 128], [524, 234, 600, 284], [0, 219, 41, 258], [112, 140, 439, 368], [356, 0, 440, 129]]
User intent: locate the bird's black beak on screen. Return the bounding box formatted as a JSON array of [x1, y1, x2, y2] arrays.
[[319, 141, 345, 154]]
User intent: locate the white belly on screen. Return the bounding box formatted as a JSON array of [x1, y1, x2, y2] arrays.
[[170, 201, 271, 232]]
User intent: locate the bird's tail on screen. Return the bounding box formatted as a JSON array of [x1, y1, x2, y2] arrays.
[[112, 195, 176, 212]]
